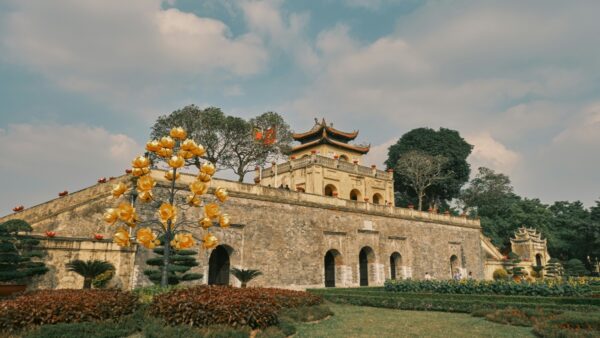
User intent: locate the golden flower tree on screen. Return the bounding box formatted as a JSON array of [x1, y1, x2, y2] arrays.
[[104, 127, 229, 287]]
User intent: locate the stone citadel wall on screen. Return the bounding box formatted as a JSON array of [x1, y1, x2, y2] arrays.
[[0, 172, 484, 289]]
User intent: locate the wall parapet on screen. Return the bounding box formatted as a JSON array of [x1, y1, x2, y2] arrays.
[[260, 155, 393, 180]]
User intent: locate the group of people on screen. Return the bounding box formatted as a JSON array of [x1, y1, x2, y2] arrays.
[[423, 271, 473, 280]]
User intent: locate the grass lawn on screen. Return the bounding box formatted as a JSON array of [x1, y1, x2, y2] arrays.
[[294, 303, 534, 338]]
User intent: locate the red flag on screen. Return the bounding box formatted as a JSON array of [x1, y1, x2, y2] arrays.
[[264, 127, 276, 145], [253, 127, 263, 141]]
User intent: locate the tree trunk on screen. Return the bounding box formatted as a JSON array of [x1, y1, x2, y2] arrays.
[[418, 192, 424, 211], [161, 167, 177, 287], [83, 278, 92, 289], [241, 282, 247, 288]]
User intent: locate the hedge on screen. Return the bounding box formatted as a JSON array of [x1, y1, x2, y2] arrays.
[[149, 286, 323, 329], [309, 288, 600, 306], [0, 289, 138, 332], [314, 292, 600, 314], [384, 279, 592, 297]]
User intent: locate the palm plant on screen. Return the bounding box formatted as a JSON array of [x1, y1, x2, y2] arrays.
[[230, 268, 262, 288], [66, 260, 115, 289]]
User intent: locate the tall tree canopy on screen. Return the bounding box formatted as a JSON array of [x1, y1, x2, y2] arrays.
[[151, 106, 292, 182], [385, 128, 473, 209], [395, 151, 450, 211]]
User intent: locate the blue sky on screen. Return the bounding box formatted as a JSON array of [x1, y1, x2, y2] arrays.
[[1, 0, 599, 215]]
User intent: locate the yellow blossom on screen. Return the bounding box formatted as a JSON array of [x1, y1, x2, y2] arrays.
[[138, 191, 153, 202], [186, 194, 202, 207], [103, 208, 118, 225], [145, 140, 161, 152], [136, 228, 160, 249], [219, 214, 230, 228], [180, 139, 197, 151], [199, 217, 213, 229], [158, 203, 177, 223], [117, 202, 135, 223], [169, 127, 187, 140], [202, 232, 218, 249], [178, 150, 195, 159], [132, 167, 150, 177], [111, 182, 128, 198], [192, 144, 206, 157], [190, 180, 208, 195], [136, 175, 155, 192], [201, 162, 216, 175], [160, 136, 175, 148], [131, 156, 150, 168], [164, 171, 180, 181], [214, 187, 228, 202], [197, 172, 212, 183], [168, 155, 185, 169], [205, 203, 220, 219], [113, 227, 131, 247], [171, 233, 194, 250], [156, 147, 173, 158]]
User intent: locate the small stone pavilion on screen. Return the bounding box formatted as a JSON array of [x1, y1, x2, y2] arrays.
[[511, 227, 550, 267], [258, 118, 395, 205]]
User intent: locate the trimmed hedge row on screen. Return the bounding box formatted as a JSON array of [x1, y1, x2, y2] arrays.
[[0, 289, 138, 332], [314, 292, 600, 314], [150, 286, 323, 329], [384, 279, 592, 297], [309, 288, 600, 306]]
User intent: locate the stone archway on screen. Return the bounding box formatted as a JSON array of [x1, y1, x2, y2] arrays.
[[350, 189, 362, 201], [208, 245, 231, 285], [450, 254, 459, 279], [390, 252, 402, 280], [339, 154, 349, 161], [324, 184, 337, 197], [535, 254, 543, 267], [324, 249, 342, 287], [359, 246, 375, 286], [373, 193, 384, 205]]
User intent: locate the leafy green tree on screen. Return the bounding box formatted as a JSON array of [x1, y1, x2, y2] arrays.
[[548, 201, 592, 261], [564, 258, 588, 277], [394, 151, 450, 211], [0, 220, 48, 283], [222, 111, 292, 182], [385, 128, 472, 209], [66, 260, 114, 289], [145, 247, 202, 285], [151, 105, 232, 167], [507, 252, 525, 279], [544, 258, 564, 279], [231, 268, 263, 288]]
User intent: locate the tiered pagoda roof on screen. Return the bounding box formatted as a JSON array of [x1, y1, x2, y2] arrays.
[[291, 118, 370, 154], [511, 227, 546, 244]]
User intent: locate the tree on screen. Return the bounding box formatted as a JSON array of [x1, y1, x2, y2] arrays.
[[507, 252, 525, 280], [564, 258, 588, 277], [0, 219, 48, 283], [106, 126, 231, 287], [231, 268, 263, 288], [66, 260, 115, 289], [151, 105, 232, 167], [223, 112, 293, 182], [394, 151, 451, 211], [544, 258, 564, 279], [385, 128, 472, 208], [144, 247, 202, 285]]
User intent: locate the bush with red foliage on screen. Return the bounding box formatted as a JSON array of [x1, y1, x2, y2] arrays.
[[150, 286, 322, 329], [0, 289, 138, 332]]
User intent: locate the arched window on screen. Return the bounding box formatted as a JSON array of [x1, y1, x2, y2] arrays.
[[324, 249, 343, 287], [339, 154, 349, 161], [324, 184, 337, 197], [350, 189, 362, 201], [372, 193, 384, 205], [359, 246, 375, 286], [209, 245, 232, 285], [535, 254, 543, 267], [390, 252, 402, 280]]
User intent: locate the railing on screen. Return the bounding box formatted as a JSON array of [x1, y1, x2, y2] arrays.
[[260, 155, 393, 180]]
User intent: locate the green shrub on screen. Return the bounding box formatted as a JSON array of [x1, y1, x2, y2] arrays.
[[133, 285, 179, 303], [383, 278, 592, 297], [493, 268, 508, 280], [565, 259, 589, 277], [532, 311, 600, 337], [145, 247, 202, 285], [0, 219, 48, 283], [0, 289, 138, 332], [92, 269, 115, 289], [149, 286, 322, 329]]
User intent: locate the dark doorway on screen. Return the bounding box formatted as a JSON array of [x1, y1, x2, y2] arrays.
[[325, 251, 336, 287], [450, 255, 459, 278], [208, 245, 230, 285], [536, 254, 542, 267], [359, 247, 373, 286], [390, 252, 402, 280]]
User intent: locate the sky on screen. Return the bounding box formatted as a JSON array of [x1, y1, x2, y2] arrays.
[[0, 0, 599, 215]]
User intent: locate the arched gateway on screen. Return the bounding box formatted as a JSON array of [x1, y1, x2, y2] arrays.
[[359, 246, 375, 286], [324, 249, 342, 287], [208, 245, 231, 285]]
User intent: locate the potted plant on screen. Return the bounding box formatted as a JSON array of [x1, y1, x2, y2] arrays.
[[94, 234, 104, 240], [45, 231, 56, 238], [0, 219, 49, 296]]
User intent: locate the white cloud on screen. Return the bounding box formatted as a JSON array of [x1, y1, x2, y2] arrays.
[[0, 123, 140, 215], [465, 132, 520, 175], [362, 138, 395, 168], [0, 0, 267, 110]]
